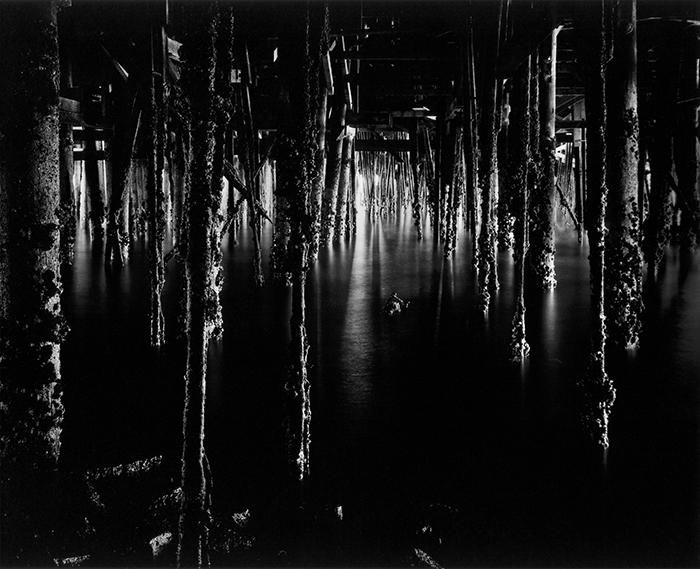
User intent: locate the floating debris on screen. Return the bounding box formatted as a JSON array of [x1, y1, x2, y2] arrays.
[[149, 531, 172, 558], [414, 548, 443, 569], [86, 456, 163, 480], [53, 554, 90, 567], [383, 292, 410, 315]]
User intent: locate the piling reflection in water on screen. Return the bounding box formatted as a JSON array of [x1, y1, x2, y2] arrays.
[[59, 207, 700, 565]]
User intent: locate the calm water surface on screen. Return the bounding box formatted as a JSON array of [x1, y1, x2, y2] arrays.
[[59, 210, 700, 566]]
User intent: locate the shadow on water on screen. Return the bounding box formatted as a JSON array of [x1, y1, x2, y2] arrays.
[[57, 213, 700, 566]]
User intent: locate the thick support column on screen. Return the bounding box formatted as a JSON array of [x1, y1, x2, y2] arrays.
[[410, 120, 424, 240], [462, 11, 480, 267], [177, 4, 225, 566], [58, 124, 76, 264], [528, 28, 558, 290], [277, 3, 326, 483], [476, 0, 503, 312], [434, 104, 444, 239], [309, 85, 328, 262], [333, 133, 353, 241], [642, 41, 679, 277], [510, 56, 532, 362], [321, 95, 346, 245], [104, 76, 141, 266], [444, 126, 465, 257], [0, 2, 68, 563], [605, 0, 644, 350], [574, 0, 615, 448], [146, 8, 167, 347], [675, 27, 700, 251], [84, 129, 105, 240]]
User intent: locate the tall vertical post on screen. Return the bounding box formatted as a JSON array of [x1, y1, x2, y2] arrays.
[[177, 3, 225, 565], [574, 0, 615, 448], [410, 119, 424, 239], [321, 94, 346, 245], [277, 2, 326, 484], [476, 0, 503, 312], [674, 26, 700, 251], [84, 127, 105, 240], [528, 26, 558, 290], [642, 39, 679, 277], [462, 7, 480, 266], [510, 56, 532, 361], [147, 3, 166, 347], [0, 2, 68, 563], [309, 84, 329, 261], [605, 0, 644, 349], [334, 132, 353, 241]]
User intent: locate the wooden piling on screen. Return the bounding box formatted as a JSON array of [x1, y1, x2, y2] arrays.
[[476, 0, 504, 312], [0, 2, 68, 562], [641, 37, 679, 277], [527, 28, 558, 290], [176, 3, 225, 565], [674, 26, 700, 251], [509, 56, 532, 361], [574, 0, 616, 448], [605, 0, 644, 350]]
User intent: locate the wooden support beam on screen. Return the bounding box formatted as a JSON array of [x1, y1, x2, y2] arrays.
[[222, 159, 273, 224]]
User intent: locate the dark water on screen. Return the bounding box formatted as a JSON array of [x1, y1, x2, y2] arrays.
[[59, 210, 700, 566]]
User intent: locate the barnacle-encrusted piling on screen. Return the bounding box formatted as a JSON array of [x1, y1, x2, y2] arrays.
[[674, 26, 700, 252], [321, 94, 347, 245], [527, 30, 558, 290], [0, 2, 68, 563], [176, 3, 228, 565], [333, 133, 353, 241], [146, 6, 167, 347], [509, 56, 532, 362], [575, 0, 616, 448], [641, 38, 678, 278], [462, 9, 481, 268], [476, 0, 503, 312], [277, 3, 326, 481], [605, 0, 644, 350], [58, 123, 76, 264]]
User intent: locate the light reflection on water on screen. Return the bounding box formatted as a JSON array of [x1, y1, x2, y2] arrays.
[[58, 207, 700, 566]]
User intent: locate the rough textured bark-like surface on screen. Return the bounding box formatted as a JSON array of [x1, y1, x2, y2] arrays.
[[528, 30, 558, 290], [0, 3, 68, 563], [674, 27, 700, 251], [444, 127, 464, 257], [462, 12, 480, 268], [277, 3, 324, 481], [321, 96, 346, 245], [147, 18, 166, 348], [476, 0, 502, 312], [104, 76, 142, 265], [574, 0, 615, 448], [333, 135, 353, 241], [641, 40, 678, 277], [310, 72, 329, 262], [58, 123, 76, 264], [177, 4, 223, 566], [410, 123, 424, 240], [84, 132, 105, 240], [477, 82, 500, 312], [0, 0, 66, 473], [509, 57, 531, 362], [605, 0, 644, 350]]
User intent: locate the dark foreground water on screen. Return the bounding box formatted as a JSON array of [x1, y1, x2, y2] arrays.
[[59, 210, 700, 567]]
